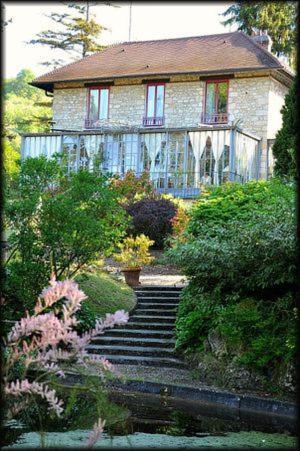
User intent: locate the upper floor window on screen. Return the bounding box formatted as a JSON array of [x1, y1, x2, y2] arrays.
[[202, 80, 228, 124], [143, 83, 165, 126], [86, 87, 109, 128]]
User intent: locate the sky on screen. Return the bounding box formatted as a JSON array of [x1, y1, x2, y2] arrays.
[[3, 1, 235, 78]]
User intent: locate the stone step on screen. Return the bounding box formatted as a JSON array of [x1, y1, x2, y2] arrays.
[[136, 297, 180, 303], [134, 286, 183, 291], [136, 291, 182, 298], [130, 315, 176, 323], [104, 329, 175, 339], [135, 302, 178, 310], [86, 344, 174, 358], [85, 354, 186, 368], [118, 321, 174, 331], [91, 336, 176, 347], [134, 309, 177, 316]]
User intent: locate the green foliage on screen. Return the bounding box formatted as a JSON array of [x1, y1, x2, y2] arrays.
[[4, 156, 128, 316], [169, 180, 296, 382], [4, 69, 52, 147], [28, 3, 115, 64], [75, 271, 136, 332], [221, 1, 297, 66], [3, 139, 20, 179], [272, 80, 297, 178], [188, 179, 293, 236], [175, 287, 219, 350]]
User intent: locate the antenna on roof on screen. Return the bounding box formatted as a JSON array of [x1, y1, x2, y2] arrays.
[[128, 1, 132, 41]]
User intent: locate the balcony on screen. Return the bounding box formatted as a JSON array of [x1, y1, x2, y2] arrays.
[[142, 116, 165, 127], [201, 112, 228, 125]]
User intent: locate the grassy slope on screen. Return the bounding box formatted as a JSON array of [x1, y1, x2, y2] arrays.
[[75, 271, 136, 317]]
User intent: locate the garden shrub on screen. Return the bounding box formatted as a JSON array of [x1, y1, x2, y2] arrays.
[[188, 178, 294, 237], [4, 156, 128, 317], [111, 170, 156, 205], [126, 197, 177, 249], [168, 179, 296, 386]]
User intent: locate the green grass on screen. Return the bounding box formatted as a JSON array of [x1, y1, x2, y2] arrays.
[[75, 271, 136, 318]]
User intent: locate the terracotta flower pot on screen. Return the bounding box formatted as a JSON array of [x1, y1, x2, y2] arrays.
[[122, 267, 141, 287]]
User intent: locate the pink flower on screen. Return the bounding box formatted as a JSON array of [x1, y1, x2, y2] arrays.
[[86, 418, 105, 447], [5, 379, 64, 417]]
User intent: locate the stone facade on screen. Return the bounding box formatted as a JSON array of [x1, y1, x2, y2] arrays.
[[164, 81, 204, 128], [52, 88, 87, 131], [51, 75, 289, 177]]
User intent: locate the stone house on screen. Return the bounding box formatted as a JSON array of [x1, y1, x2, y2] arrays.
[[22, 31, 293, 198]]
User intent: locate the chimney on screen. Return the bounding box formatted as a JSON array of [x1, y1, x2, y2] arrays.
[[251, 29, 273, 53]]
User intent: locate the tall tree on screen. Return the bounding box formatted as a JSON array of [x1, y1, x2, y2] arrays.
[[29, 2, 118, 67], [272, 80, 296, 178], [221, 2, 297, 67]]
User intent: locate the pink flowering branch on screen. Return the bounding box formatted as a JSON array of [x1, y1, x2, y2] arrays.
[[86, 418, 106, 448], [4, 276, 129, 433]]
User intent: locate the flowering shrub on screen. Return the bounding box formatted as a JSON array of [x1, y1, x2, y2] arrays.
[[171, 205, 190, 243], [111, 170, 156, 205], [113, 234, 154, 269], [4, 276, 129, 446]]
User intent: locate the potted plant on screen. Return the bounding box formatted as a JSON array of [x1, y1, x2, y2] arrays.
[[114, 234, 154, 287]]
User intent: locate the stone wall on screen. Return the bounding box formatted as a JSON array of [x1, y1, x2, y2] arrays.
[[164, 81, 204, 128], [52, 88, 87, 130], [267, 77, 288, 139], [109, 84, 145, 126]]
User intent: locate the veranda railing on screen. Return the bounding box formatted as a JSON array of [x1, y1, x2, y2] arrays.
[[21, 126, 261, 198]]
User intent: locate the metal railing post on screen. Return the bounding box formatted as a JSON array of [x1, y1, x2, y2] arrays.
[[256, 139, 262, 180], [229, 127, 236, 182]]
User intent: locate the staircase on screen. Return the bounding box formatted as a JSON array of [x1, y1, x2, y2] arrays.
[[87, 286, 185, 368]]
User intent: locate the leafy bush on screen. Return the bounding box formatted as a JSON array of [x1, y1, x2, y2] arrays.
[[168, 179, 296, 384], [114, 234, 154, 269], [188, 179, 293, 236], [126, 197, 177, 249], [4, 156, 128, 316], [111, 170, 156, 205]]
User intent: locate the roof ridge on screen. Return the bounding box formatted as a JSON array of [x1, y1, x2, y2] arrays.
[[117, 31, 237, 46], [238, 31, 283, 69]]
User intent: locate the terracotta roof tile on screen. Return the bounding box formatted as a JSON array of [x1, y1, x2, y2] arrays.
[[32, 31, 287, 88]]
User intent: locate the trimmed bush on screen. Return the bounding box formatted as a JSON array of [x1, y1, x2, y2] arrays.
[[126, 197, 177, 249], [168, 179, 296, 386]]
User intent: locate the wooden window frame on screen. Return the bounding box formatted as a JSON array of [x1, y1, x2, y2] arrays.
[[87, 85, 110, 120], [145, 82, 165, 119], [202, 79, 229, 124]]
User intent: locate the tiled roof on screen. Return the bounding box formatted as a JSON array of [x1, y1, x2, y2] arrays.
[[32, 31, 291, 89]]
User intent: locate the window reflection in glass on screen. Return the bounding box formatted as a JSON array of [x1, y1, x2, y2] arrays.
[[147, 86, 156, 117], [156, 85, 164, 116], [217, 83, 228, 113], [89, 89, 98, 119], [99, 89, 109, 119], [205, 84, 215, 115]]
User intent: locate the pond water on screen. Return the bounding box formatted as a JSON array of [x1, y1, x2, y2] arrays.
[[2, 390, 296, 449]]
